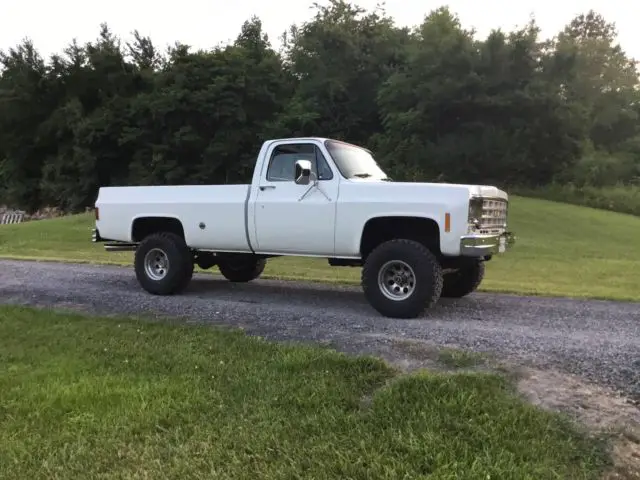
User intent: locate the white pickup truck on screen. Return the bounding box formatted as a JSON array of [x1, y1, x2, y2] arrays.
[[93, 137, 515, 318]]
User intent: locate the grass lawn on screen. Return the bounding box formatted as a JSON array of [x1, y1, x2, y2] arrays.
[[0, 305, 609, 479], [0, 195, 639, 301]]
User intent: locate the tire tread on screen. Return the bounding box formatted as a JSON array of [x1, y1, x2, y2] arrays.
[[134, 232, 193, 295], [361, 238, 443, 318], [441, 261, 485, 298], [218, 257, 266, 283]]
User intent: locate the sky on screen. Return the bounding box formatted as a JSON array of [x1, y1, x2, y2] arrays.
[[2, 0, 640, 61]]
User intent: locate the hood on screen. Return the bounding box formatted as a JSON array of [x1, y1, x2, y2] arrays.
[[460, 184, 508, 200], [348, 178, 508, 200]]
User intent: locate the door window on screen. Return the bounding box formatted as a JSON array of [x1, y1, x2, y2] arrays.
[[266, 144, 334, 181]]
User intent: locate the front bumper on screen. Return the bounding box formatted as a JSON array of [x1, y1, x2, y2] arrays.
[[460, 231, 515, 257]]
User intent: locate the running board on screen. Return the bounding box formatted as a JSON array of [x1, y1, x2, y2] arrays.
[[104, 242, 138, 252]]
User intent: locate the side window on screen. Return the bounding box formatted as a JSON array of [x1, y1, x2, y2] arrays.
[[315, 147, 334, 181], [266, 144, 335, 182], [267, 144, 315, 182]]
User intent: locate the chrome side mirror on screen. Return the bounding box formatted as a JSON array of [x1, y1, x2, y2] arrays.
[[294, 159, 313, 185]]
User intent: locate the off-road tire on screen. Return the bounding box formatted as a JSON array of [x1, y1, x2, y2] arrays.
[[362, 239, 443, 318], [134, 232, 194, 295], [218, 257, 267, 283], [441, 260, 485, 298]]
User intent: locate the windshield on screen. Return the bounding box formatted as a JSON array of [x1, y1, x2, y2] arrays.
[[324, 140, 390, 181]]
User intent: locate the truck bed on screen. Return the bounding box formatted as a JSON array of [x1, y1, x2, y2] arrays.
[[95, 184, 253, 252]]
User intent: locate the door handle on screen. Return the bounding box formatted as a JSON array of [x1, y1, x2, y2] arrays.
[[259, 185, 276, 191]]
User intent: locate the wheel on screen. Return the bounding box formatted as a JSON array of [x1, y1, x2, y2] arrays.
[[362, 239, 443, 318], [441, 260, 485, 298], [134, 232, 194, 295], [217, 256, 266, 283]]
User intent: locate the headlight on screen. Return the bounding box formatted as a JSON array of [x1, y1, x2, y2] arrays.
[[468, 196, 483, 231]]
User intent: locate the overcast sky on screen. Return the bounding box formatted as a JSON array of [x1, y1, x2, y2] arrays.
[[2, 0, 639, 61]]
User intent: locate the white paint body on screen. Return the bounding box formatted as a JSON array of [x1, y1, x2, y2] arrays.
[[95, 137, 509, 258]]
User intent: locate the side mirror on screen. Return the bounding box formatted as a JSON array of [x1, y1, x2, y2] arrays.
[[294, 159, 312, 185]]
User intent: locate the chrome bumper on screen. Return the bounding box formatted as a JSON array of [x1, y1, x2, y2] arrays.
[[92, 228, 101, 242], [460, 231, 515, 257]]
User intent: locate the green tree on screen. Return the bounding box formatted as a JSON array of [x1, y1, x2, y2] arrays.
[[280, 0, 410, 143], [121, 17, 291, 187], [376, 9, 583, 186], [1, 3, 638, 212], [549, 11, 640, 185], [0, 40, 53, 210], [37, 24, 145, 210]]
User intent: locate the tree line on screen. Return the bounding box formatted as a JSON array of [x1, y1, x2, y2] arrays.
[[0, 1, 638, 212]]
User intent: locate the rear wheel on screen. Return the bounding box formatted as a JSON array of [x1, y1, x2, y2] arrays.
[[134, 232, 194, 295], [194, 252, 217, 270], [218, 255, 266, 283], [362, 239, 443, 318], [441, 260, 485, 298]]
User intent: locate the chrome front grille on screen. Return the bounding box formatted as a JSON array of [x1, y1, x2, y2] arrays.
[[479, 199, 508, 234], [469, 197, 508, 235]]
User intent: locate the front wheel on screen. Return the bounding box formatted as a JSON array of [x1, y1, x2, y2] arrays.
[[218, 255, 266, 283], [362, 239, 443, 318], [441, 261, 485, 298]]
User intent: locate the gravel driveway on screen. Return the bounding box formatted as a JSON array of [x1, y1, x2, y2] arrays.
[[1, 259, 639, 401]]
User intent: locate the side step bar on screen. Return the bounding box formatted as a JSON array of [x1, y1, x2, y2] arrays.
[[93, 228, 138, 252], [104, 242, 138, 252]]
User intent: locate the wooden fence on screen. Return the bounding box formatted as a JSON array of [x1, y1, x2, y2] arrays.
[[0, 211, 25, 225]]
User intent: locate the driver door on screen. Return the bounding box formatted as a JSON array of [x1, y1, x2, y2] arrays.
[[253, 141, 339, 255]]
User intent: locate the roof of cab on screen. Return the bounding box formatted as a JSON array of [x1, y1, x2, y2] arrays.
[[265, 137, 368, 150]]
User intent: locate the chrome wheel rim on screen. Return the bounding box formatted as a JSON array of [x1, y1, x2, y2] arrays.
[[144, 248, 170, 281], [378, 260, 416, 301]]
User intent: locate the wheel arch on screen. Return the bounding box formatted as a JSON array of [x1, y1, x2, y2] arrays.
[[359, 215, 441, 260], [130, 215, 186, 243]]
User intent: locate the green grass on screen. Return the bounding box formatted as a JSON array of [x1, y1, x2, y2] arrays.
[[0, 195, 639, 301], [391, 340, 490, 370], [0, 305, 609, 479], [515, 184, 640, 217], [436, 348, 488, 369]]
